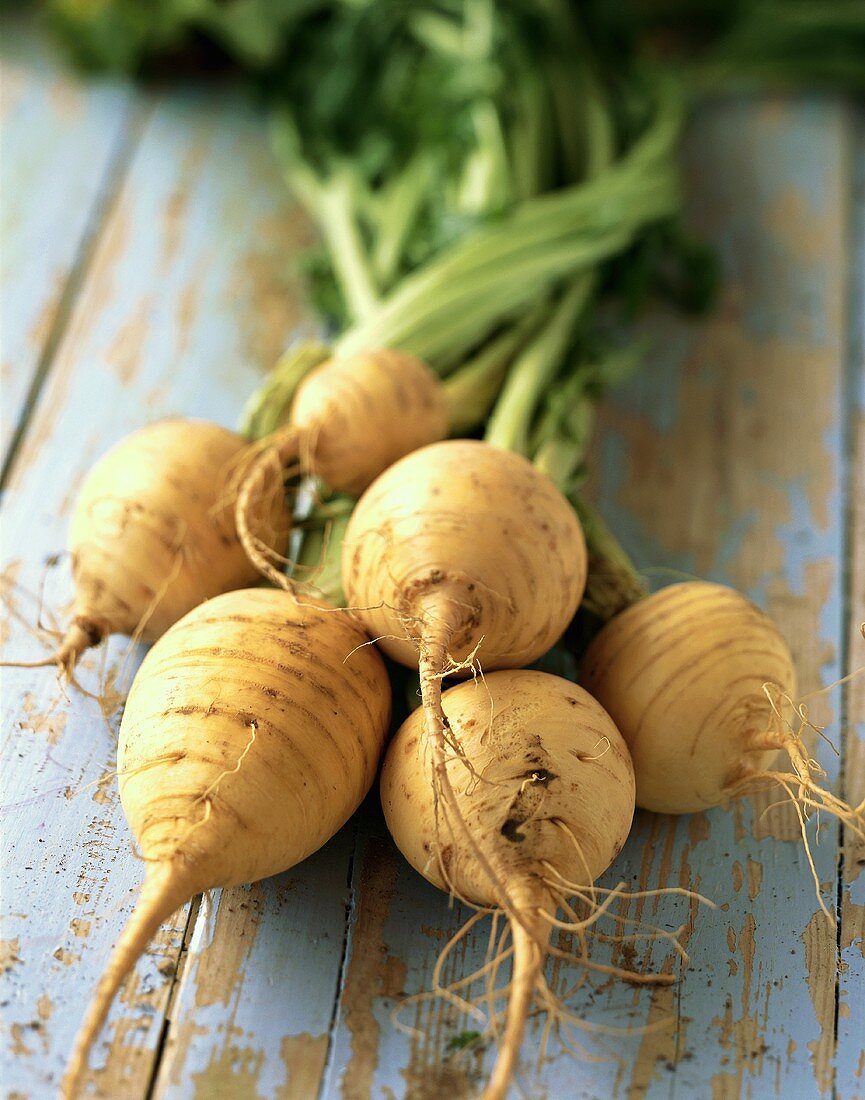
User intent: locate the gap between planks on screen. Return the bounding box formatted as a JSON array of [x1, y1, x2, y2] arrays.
[[835, 101, 865, 1092], [318, 819, 362, 1100], [144, 894, 203, 1100]]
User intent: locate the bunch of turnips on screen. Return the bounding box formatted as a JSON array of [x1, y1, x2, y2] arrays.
[[19, 1, 865, 1094], [7, 342, 857, 1100]]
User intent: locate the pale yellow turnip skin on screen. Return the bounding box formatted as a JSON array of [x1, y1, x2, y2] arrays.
[[382, 670, 635, 907], [291, 348, 449, 495], [58, 418, 286, 672], [118, 587, 390, 879], [236, 348, 448, 588], [580, 581, 797, 814], [381, 669, 634, 1100], [62, 587, 390, 1097], [342, 439, 587, 671]]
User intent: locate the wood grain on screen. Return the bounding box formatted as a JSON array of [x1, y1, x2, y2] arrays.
[[0, 16, 136, 461], [151, 833, 355, 1099]]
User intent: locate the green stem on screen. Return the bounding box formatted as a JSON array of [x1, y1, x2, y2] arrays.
[[508, 55, 552, 200], [272, 111, 378, 323], [293, 495, 352, 606], [240, 340, 331, 440], [457, 98, 512, 214], [443, 303, 550, 433], [532, 398, 594, 487], [335, 216, 648, 367], [316, 173, 380, 323], [371, 153, 437, 290], [582, 73, 616, 177], [570, 498, 648, 622], [367, 155, 674, 312], [333, 76, 681, 366], [530, 341, 645, 487], [484, 277, 593, 453]]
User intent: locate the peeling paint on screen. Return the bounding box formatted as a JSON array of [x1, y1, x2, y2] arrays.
[[48, 78, 86, 123], [19, 690, 67, 745], [710, 914, 768, 1097], [1, 938, 22, 972], [9, 1023, 34, 1058], [160, 1019, 209, 1089], [51, 947, 80, 967], [841, 896, 865, 961], [230, 206, 315, 373], [194, 884, 265, 1010], [623, 817, 695, 1098], [277, 1032, 328, 1099], [160, 138, 206, 271], [190, 1032, 266, 1099], [746, 860, 763, 903], [175, 275, 202, 363], [801, 908, 837, 1093], [339, 838, 400, 1100], [107, 294, 153, 385]]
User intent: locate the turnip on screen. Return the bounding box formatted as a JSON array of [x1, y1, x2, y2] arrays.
[[342, 438, 586, 929], [4, 419, 286, 678], [580, 580, 864, 905], [6, 349, 444, 678], [342, 438, 586, 672], [381, 669, 643, 1100], [236, 347, 448, 585], [61, 586, 390, 1097]]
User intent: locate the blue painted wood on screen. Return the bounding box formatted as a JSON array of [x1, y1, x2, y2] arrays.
[[0, 15, 134, 459], [152, 832, 355, 1098], [0, 80, 318, 1097]]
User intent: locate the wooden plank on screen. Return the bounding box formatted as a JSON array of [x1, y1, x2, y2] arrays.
[[589, 98, 854, 1099], [0, 15, 136, 461], [586, 97, 853, 1099], [151, 831, 356, 1099], [588, 96, 856, 1100], [837, 115, 865, 1100], [0, 81, 315, 1097], [321, 99, 857, 1097]]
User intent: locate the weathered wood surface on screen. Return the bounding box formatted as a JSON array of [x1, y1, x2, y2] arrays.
[[0, 17, 136, 461], [838, 118, 865, 1100], [0, 26, 317, 1097], [1, 23, 862, 1100]]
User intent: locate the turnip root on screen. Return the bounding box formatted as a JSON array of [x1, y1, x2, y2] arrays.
[[342, 439, 586, 673], [381, 670, 638, 1100], [61, 586, 390, 1097], [7, 419, 286, 678], [581, 581, 864, 901], [237, 348, 447, 586], [343, 439, 586, 986]]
